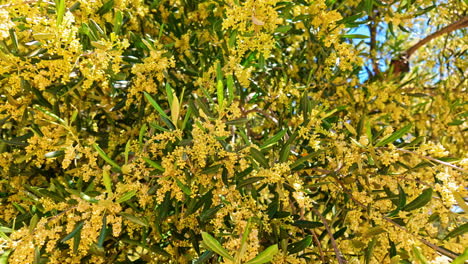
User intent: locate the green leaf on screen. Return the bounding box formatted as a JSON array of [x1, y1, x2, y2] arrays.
[[225, 118, 249, 126], [278, 143, 291, 162], [412, 246, 429, 264], [55, 0, 66, 26], [102, 170, 113, 194], [175, 178, 191, 195], [388, 184, 406, 216], [287, 235, 312, 254], [403, 188, 432, 211], [166, 83, 174, 108], [194, 250, 214, 264], [217, 80, 224, 111], [227, 74, 235, 104], [365, 238, 377, 264], [237, 177, 264, 188], [93, 144, 122, 172], [292, 220, 323, 229], [275, 25, 292, 33], [260, 129, 287, 149], [375, 124, 412, 147], [0, 250, 11, 264], [116, 190, 137, 203], [97, 0, 114, 15], [250, 148, 269, 168], [290, 151, 323, 170], [0, 227, 13, 233], [444, 222, 468, 240], [451, 248, 468, 264], [364, 0, 373, 14], [245, 244, 278, 264], [142, 157, 165, 172], [363, 226, 386, 238], [97, 216, 107, 248], [237, 219, 252, 261], [113, 10, 123, 34], [453, 191, 468, 213], [341, 34, 369, 39], [201, 232, 234, 261], [143, 92, 171, 121], [119, 212, 149, 227], [33, 105, 65, 125], [9, 29, 19, 53], [200, 205, 223, 223], [44, 150, 64, 158], [61, 221, 84, 243], [365, 120, 373, 144], [139, 124, 147, 150]]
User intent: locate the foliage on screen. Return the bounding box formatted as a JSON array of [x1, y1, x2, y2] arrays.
[[0, 0, 467, 263]]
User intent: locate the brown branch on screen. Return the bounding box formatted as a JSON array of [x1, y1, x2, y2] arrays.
[[406, 16, 468, 59], [312, 207, 347, 264], [390, 16, 468, 76], [311, 230, 327, 263], [369, 11, 380, 76]]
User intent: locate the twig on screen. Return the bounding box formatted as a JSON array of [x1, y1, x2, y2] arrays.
[[369, 11, 380, 76], [389, 16, 468, 75], [311, 230, 327, 263], [406, 16, 468, 59], [395, 148, 467, 174], [312, 207, 347, 264], [244, 108, 278, 125]]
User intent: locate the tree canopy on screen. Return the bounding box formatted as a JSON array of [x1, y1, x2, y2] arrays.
[[0, 0, 467, 263]]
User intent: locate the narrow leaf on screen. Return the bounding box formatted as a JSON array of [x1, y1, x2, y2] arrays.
[[175, 178, 191, 195], [102, 170, 112, 194], [93, 144, 122, 171], [250, 148, 269, 168], [403, 188, 432, 211], [260, 129, 287, 149], [119, 212, 149, 227], [166, 83, 174, 108], [375, 124, 412, 147], [217, 80, 224, 110], [292, 220, 323, 229], [444, 222, 468, 240], [412, 246, 429, 264], [142, 157, 165, 172], [116, 190, 137, 203], [201, 232, 234, 261], [55, 0, 66, 26], [113, 10, 123, 34], [290, 151, 323, 170], [275, 25, 292, 33], [341, 34, 369, 39], [227, 74, 235, 104], [287, 235, 312, 254], [451, 248, 468, 264], [61, 221, 84, 243], [144, 92, 171, 121], [245, 244, 278, 264], [453, 191, 468, 213]]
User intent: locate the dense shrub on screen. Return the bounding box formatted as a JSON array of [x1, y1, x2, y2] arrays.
[[0, 0, 466, 263]]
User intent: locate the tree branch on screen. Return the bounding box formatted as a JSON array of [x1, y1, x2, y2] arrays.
[[369, 11, 380, 76], [390, 16, 468, 75], [312, 207, 347, 264], [406, 16, 468, 59]]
